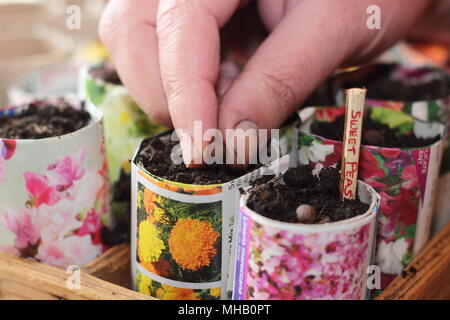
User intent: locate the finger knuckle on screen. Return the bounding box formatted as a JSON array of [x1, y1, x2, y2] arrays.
[[251, 69, 298, 111]]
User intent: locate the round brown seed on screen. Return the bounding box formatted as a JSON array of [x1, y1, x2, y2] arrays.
[[296, 204, 316, 224]]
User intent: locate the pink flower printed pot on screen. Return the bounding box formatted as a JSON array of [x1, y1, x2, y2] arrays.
[[0, 99, 111, 268], [291, 106, 445, 289], [308, 63, 450, 236], [233, 156, 380, 300]]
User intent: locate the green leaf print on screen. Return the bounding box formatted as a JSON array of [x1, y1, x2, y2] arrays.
[[86, 78, 106, 106], [298, 134, 315, 148], [404, 224, 416, 240], [370, 107, 414, 135], [401, 249, 412, 265]]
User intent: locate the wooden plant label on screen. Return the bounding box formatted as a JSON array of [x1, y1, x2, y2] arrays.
[[340, 88, 366, 200]]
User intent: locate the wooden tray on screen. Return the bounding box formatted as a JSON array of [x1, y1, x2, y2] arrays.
[[1, 223, 449, 300]]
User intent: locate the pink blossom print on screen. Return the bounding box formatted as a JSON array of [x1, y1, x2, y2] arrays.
[[3, 209, 40, 252], [47, 147, 87, 189], [243, 220, 372, 300], [23, 147, 89, 207], [23, 172, 62, 208], [1, 146, 109, 268]]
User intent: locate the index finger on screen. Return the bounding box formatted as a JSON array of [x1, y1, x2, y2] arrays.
[[156, 0, 242, 165]]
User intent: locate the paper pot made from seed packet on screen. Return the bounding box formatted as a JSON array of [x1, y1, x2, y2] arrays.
[[79, 66, 166, 242], [307, 64, 450, 118], [308, 63, 450, 235], [131, 131, 284, 300], [285, 106, 445, 289], [0, 100, 111, 269], [358, 65, 450, 237], [233, 155, 380, 300]]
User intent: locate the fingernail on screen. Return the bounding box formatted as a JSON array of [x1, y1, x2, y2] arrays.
[[231, 120, 259, 169]]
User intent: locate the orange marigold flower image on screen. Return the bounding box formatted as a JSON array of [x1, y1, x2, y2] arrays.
[[156, 284, 199, 300], [144, 188, 156, 214], [168, 218, 219, 271]]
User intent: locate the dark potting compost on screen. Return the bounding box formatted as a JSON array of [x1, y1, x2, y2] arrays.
[[300, 64, 450, 108], [0, 101, 91, 140], [336, 64, 450, 102], [311, 109, 440, 148], [247, 166, 369, 224], [90, 64, 123, 85], [136, 136, 261, 185]]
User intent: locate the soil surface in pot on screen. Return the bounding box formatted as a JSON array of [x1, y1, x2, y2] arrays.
[[302, 64, 450, 108], [0, 101, 91, 139], [311, 110, 440, 148], [90, 65, 122, 86], [247, 166, 370, 224], [136, 136, 261, 185], [336, 64, 450, 101]]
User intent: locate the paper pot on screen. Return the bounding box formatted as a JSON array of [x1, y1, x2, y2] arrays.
[[0, 99, 111, 269], [131, 132, 282, 300], [290, 106, 445, 288], [314, 63, 450, 236], [79, 66, 166, 238], [233, 156, 380, 300]]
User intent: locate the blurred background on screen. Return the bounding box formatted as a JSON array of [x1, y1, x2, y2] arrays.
[[0, 0, 449, 107], [0, 0, 108, 106]]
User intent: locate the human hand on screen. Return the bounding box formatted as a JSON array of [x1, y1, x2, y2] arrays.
[[100, 0, 435, 167]]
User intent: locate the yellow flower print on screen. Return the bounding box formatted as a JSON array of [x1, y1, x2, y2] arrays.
[[143, 188, 169, 224], [138, 220, 165, 263], [119, 110, 131, 124], [210, 287, 221, 298], [152, 203, 169, 224], [137, 273, 152, 296], [137, 189, 143, 208]]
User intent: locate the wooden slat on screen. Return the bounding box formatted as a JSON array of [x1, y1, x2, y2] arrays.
[[0, 250, 152, 300], [1, 222, 449, 300], [82, 243, 132, 289], [377, 222, 450, 300]]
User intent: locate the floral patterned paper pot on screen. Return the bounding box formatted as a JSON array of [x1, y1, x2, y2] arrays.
[[290, 106, 445, 288], [79, 65, 166, 242], [0, 99, 111, 268], [316, 63, 450, 235], [233, 156, 380, 300], [131, 132, 283, 300]]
